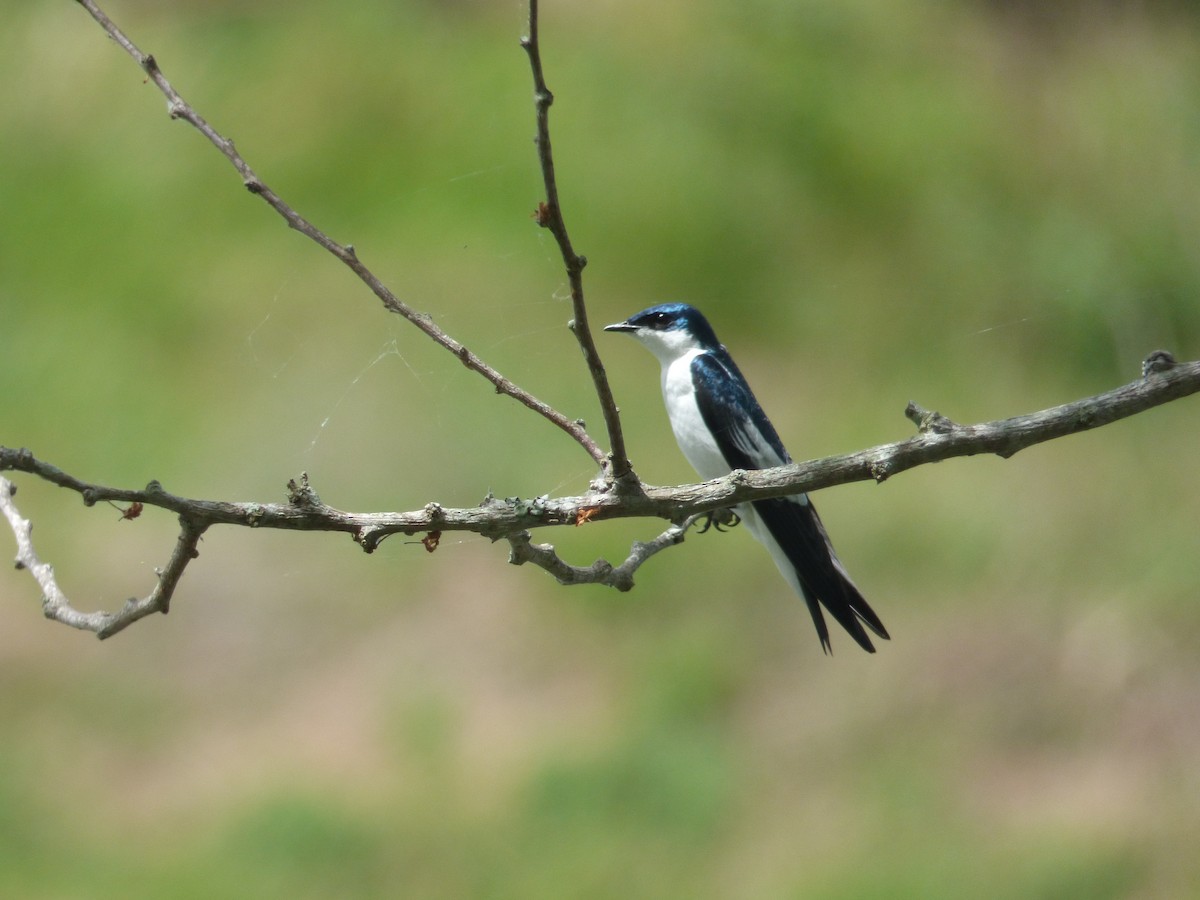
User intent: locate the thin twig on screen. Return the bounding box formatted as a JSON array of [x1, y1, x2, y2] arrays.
[[507, 514, 700, 591], [521, 0, 631, 478], [72, 0, 606, 469], [0, 475, 206, 638]]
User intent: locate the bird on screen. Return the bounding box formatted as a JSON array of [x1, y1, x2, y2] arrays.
[[604, 303, 889, 653]]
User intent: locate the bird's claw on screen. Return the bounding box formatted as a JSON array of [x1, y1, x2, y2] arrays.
[[695, 508, 741, 533]]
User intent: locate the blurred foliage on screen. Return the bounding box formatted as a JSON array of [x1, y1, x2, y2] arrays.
[[0, 0, 1198, 897]]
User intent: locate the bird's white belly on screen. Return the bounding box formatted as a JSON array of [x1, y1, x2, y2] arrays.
[[661, 358, 790, 574], [660, 352, 731, 481]]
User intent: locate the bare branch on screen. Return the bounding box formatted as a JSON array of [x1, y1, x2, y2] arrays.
[[6, 355, 1198, 526], [4, 352, 1196, 635], [684, 352, 1200, 498], [522, 0, 631, 478], [0, 475, 205, 638], [506, 515, 702, 590], [71, 0, 606, 469]]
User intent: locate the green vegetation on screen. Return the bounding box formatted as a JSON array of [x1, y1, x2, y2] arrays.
[[0, 0, 1197, 896]]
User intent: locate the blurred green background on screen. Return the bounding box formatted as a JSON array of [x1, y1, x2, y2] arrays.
[[2, 0, 1198, 896]]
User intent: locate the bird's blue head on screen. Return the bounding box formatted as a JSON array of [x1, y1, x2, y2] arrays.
[[604, 303, 722, 359]]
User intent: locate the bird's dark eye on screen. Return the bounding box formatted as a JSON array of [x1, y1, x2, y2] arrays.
[[630, 308, 675, 331]]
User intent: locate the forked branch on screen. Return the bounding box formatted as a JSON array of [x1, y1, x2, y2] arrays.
[[4, 352, 1197, 636]]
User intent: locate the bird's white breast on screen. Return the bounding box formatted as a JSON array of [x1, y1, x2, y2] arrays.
[[659, 349, 732, 481]]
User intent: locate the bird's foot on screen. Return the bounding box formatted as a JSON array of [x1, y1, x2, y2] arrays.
[[695, 508, 740, 533]]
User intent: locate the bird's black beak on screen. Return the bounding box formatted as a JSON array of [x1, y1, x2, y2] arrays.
[[604, 320, 636, 333]]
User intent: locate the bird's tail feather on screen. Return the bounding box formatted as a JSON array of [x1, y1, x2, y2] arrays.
[[749, 496, 889, 654]]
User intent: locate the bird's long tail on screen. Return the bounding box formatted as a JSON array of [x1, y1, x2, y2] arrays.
[[747, 495, 889, 653]]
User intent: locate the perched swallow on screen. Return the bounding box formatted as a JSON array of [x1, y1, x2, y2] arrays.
[[605, 303, 889, 653]]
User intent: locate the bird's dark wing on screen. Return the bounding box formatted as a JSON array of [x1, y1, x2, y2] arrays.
[[690, 351, 889, 653], [690, 349, 790, 470]]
